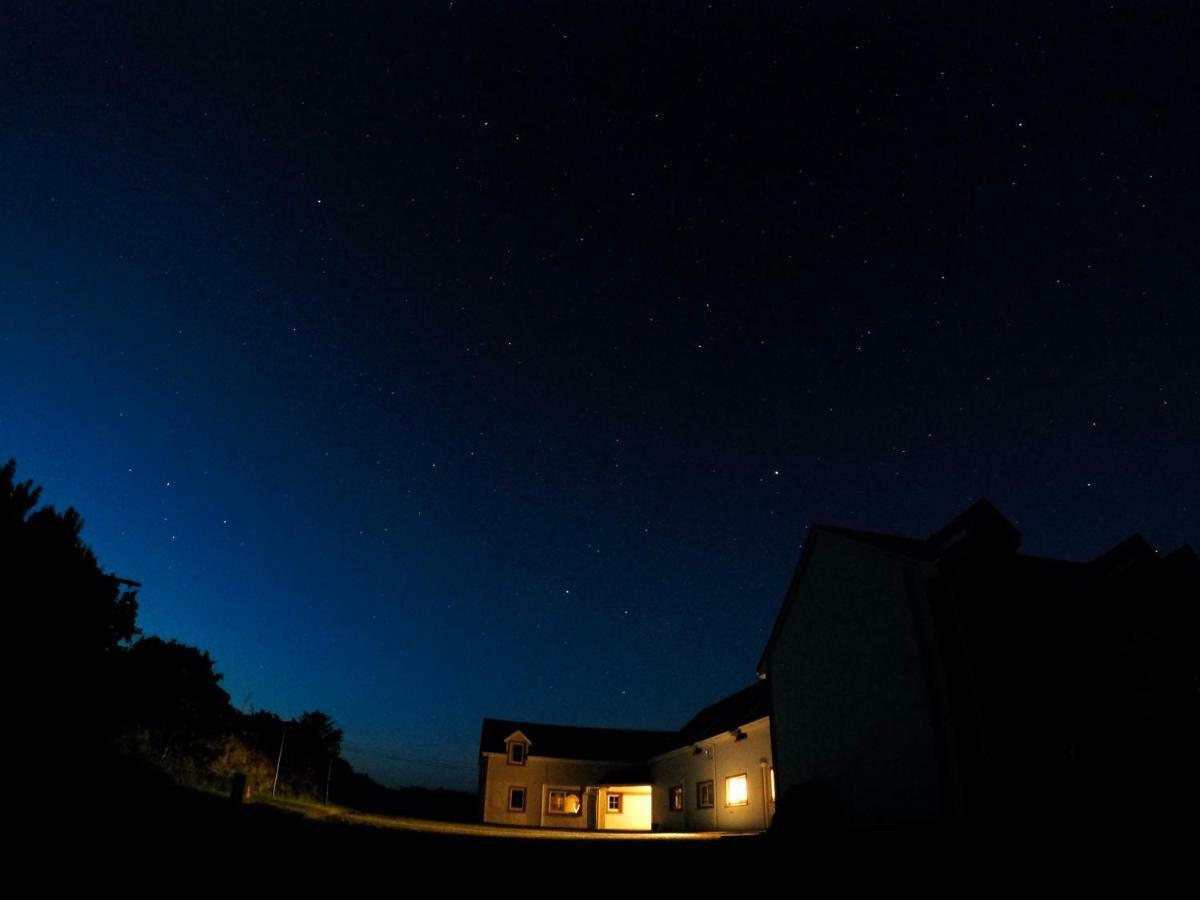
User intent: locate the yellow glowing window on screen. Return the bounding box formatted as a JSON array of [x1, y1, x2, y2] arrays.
[[548, 790, 582, 815], [770, 768, 775, 803], [726, 773, 748, 807]]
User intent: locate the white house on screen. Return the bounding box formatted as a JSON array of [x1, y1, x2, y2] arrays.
[[478, 682, 774, 832]]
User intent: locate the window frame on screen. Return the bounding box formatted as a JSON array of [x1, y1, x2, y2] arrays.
[[725, 772, 749, 807], [507, 741, 527, 766], [669, 784, 684, 812], [607, 792, 623, 813], [697, 779, 714, 809], [547, 789, 583, 817], [508, 785, 527, 812]]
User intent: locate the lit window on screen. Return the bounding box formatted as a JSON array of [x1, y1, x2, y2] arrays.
[[548, 790, 582, 815], [726, 773, 748, 807], [669, 784, 683, 812], [770, 768, 775, 803], [508, 786, 526, 812], [697, 780, 714, 809], [607, 792, 623, 813], [508, 742, 527, 765]]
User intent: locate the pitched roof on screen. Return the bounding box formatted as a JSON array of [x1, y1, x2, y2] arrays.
[[927, 498, 1020, 558], [758, 499, 1195, 673], [479, 718, 676, 762], [815, 525, 934, 560], [675, 680, 770, 745], [815, 500, 1021, 563], [480, 681, 771, 763]]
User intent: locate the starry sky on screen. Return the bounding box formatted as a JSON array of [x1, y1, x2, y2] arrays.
[[2, 3, 1196, 791]]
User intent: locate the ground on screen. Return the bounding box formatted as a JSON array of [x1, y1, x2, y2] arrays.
[[74, 753, 1192, 889]]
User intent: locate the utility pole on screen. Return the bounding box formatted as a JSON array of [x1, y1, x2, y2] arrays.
[[272, 726, 287, 797], [324, 755, 333, 806]]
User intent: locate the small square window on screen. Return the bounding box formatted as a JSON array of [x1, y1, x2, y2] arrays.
[[697, 780, 714, 809], [607, 792, 623, 813], [508, 786, 527, 812], [669, 784, 683, 812], [508, 742, 526, 765]]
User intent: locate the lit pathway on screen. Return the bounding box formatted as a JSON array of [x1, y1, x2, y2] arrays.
[[263, 799, 742, 840]]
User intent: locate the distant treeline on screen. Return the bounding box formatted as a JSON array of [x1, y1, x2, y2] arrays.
[[3, 458, 475, 823]]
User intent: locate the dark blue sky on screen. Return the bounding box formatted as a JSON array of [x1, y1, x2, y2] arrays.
[[3, 3, 1196, 790]]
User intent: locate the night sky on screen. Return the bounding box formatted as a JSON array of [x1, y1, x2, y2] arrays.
[[2, 3, 1196, 791]]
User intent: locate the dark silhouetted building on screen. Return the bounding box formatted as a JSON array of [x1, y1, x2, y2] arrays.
[[759, 500, 1198, 829]]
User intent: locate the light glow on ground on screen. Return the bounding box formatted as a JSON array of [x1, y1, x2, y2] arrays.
[[263, 796, 742, 840]]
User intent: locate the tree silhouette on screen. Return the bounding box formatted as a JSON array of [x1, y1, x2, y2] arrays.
[[3, 458, 377, 805], [3, 455, 141, 754], [294, 710, 344, 758], [271, 710, 344, 798], [2, 458, 140, 664], [113, 636, 232, 762], [3, 457, 145, 785]]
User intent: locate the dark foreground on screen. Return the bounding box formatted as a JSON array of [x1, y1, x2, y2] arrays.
[[75, 753, 1193, 888]]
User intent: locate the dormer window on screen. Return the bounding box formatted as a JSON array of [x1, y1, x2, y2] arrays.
[[502, 730, 531, 766]]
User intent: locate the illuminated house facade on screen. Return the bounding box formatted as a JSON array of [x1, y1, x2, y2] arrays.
[[759, 500, 1199, 828], [478, 682, 775, 832]]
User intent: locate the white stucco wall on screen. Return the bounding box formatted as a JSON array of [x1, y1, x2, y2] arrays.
[[649, 716, 774, 832], [598, 785, 652, 831], [764, 531, 944, 826], [480, 753, 641, 828]]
